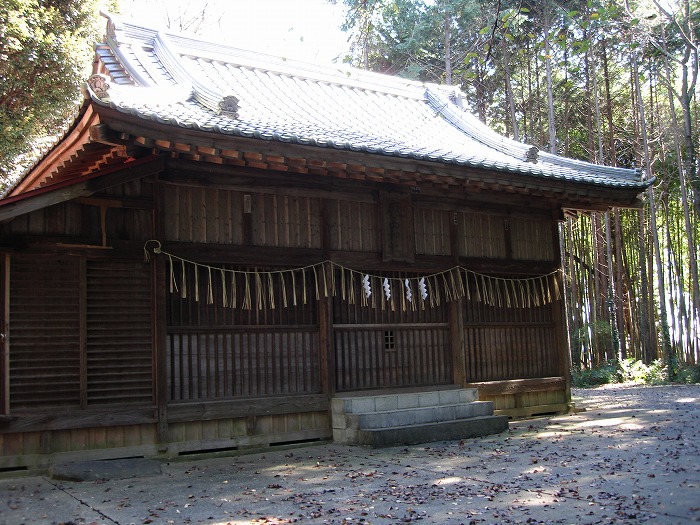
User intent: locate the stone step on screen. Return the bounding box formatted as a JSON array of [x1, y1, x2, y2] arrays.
[[331, 388, 479, 415], [334, 415, 510, 448], [334, 400, 495, 430]]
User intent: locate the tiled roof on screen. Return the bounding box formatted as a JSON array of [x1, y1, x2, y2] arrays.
[[89, 14, 648, 191]]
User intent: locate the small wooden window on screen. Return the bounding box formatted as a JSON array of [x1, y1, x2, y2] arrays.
[[384, 330, 396, 351]]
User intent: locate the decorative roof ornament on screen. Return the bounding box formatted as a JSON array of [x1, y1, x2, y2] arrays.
[[525, 146, 539, 164], [87, 74, 111, 101], [219, 95, 239, 118]]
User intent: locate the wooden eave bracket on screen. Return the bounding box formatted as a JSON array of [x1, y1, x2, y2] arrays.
[[10, 102, 99, 195], [89, 123, 124, 146], [86, 108, 647, 212], [0, 155, 164, 223], [9, 107, 147, 196]]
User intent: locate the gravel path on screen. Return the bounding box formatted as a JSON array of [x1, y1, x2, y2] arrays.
[[1, 383, 699, 525]]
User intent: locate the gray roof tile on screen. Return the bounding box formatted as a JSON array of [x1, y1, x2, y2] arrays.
[[91, 15, 650, 191]]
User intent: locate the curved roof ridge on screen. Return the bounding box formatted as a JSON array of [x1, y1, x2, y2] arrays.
[[425, 88, 533, 160], [103, 12, 458, 101], [537, 150, 642, 180], [425, 87, 642, 181], [104, 15, 235, 117]]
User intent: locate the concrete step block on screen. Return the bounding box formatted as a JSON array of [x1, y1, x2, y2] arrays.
[[355, 415, 509, 447], [333, 389, 480, 415], [459, 389, 479, 403], [334, 401, 496, 431]]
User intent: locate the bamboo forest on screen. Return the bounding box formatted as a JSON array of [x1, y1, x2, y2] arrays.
[[334, 0, 699, 381]]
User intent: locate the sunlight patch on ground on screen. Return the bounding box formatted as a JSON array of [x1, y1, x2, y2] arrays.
[[433, 476, 462, 486], [676, 397, 698, 403], [211, 521, 289, 525], [533, 430, 571, 439], [572, 416, 641, 428]]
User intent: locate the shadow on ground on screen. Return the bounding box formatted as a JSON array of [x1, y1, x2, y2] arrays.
[[1, 384, 699, 525]]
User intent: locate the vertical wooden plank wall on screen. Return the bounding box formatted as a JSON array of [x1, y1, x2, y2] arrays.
[[462, 298, 561, 382], [1, 254, 8, 415], [331, 283, 452, 391], [0, 175, 572, 466], [328, 199, 378, 252], [458, 211, 507, 258]]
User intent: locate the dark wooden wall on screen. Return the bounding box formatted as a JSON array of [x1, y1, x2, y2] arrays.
[[332, 278, 451, 391], [8, 256, 153, 409], [0, 164, 568, 467], [463, 294, 561, 382], [166, 266, 321, 402]]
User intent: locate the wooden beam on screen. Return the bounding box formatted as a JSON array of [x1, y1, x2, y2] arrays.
[[89, 123, 127, 147], [93, 107, 648, 210], [465, 377, 566, 396], [0, 407, 158, 433], [166, 394, 329, 423], [160, 162, 378, 203]]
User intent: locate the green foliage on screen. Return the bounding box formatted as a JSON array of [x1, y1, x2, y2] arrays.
[[619, 357, 654, 383], [571, 360, 622, 387], [619, 357, 672, 385], [0, 0, 100, 186], [676, 364, 700, 384], [572, 358, 700, 388]]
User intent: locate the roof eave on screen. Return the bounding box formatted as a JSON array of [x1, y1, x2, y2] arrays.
[[7, 98, 102, 197]]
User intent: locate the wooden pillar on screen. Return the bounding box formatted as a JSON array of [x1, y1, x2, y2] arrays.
[[552, 210, 572, 407], [319, 201, 335, 396], [450, 297, 466, 386], [79, 257, 87, 409], [1, 254, 9, 415], [319, 264, 335, 396], [152, 176, 169, 449], [553, 270, 572, 406], [450, 209, 467, 387], [242, 193, 253, 245]]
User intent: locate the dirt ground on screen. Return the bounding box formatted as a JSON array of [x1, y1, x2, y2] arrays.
[[1, 383, 699, 525]]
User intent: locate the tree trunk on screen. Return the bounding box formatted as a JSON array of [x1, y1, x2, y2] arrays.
[[444, 5, 452, 85], [631, 50, 672, 370], [503, 48, 519, 141], [601, 39, 617, 166], [544, 6, 557, 153], [661, 23, 700, 363]]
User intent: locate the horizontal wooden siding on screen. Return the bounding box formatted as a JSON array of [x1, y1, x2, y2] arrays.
[[9, 257, 81, 408], [86, 261, 153, 405], [8, 256, 154, 409]]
